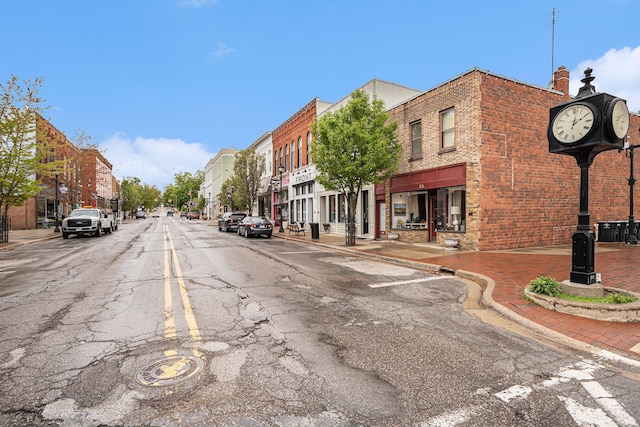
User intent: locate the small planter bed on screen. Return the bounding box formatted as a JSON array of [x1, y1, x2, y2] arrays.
[[524, 276, 640, 322]]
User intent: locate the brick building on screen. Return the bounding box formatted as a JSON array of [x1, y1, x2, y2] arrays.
[[382, 66, 639, 251], [7, 115, 115, 230], [271, 98, 332, 226], [80, 149, 114, 209], [7, 115, 74, 230], [313, 80, 422, 235]]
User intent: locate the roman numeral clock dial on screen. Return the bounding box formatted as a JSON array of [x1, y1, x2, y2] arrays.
[[551, 103, 596, 145], [607, 98, 630, 141]]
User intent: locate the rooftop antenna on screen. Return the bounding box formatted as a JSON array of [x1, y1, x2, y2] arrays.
[[547, 8, 558, 89], [551, 8, 557, 79]]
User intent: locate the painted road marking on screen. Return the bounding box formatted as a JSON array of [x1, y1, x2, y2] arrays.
[[419, 405, 482, 426], [163, 225, 202, 358], [368, 276, 447, 288], [163, 229, 176, 340], [581, 380, 637, 426], [419, 358, 637, 426], [495, 384, 532, 403], [502, 360, 637, 426], [0, 258, 39, 274], [558, 396, 619, 427], [279, 250, 326, 255]]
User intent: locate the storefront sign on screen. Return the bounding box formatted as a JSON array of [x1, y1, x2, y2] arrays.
[[293, 169, 317, 185]]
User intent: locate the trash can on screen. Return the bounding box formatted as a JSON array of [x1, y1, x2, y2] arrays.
[[310, 223, 320, 240], [614, 221, 627, 242], [598, 222, 614, 242]]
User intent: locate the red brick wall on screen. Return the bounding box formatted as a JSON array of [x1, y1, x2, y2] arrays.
[[478, 72, 639, 250], [387, 71, 483, 249], [388, 68, 639, 250], [272, 99, 317, 175], [7, 199, 37, 230]]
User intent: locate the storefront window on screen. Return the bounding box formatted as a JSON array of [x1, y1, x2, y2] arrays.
[[391, 192, 427, 229], [329, 195, 336, 222], [391, 186, 466, 232], [435, 187, 466, 232], [449, 187, 465, 232], [338, 194, 346, 222], [301, 199, 306, 223]]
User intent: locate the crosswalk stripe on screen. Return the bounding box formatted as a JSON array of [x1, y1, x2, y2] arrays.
[[368, 276, 446, 288]]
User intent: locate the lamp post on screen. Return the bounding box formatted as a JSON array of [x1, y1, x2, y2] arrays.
[[54, 173, 60, 232], [278, 162, 285, 233], [622, 138, 640, 245], [226, 186, 233, 212]]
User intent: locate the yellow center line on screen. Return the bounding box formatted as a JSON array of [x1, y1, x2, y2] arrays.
[[163, 224, 202, 358], [163, 225, 176, 340]]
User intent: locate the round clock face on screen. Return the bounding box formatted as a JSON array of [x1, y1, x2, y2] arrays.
[[552, 104, 596, 144], [609, 99, 630, 140]]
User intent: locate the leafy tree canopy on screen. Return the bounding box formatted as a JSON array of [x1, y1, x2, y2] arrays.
[[119, 177, 161, 215], [220, 177, 236, 212], [311, 89, 400, 245], [0, 75, 57, 217], [164, 170, 203, 211], [230, 148, 266, 215]]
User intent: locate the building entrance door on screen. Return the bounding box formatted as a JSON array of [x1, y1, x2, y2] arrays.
[[362, 190, 369, 234], [429, 193, 438, 242], [376, 200, 386, 239]]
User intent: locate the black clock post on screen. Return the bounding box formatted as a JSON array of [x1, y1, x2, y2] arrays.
[[548, 68, 629, 285]]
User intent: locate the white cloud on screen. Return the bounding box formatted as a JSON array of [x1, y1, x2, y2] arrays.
[[177, 0, 217, 7], [213, 41, 235, 58], [98, 133, 216, 191], [570, 45, 640, 113]]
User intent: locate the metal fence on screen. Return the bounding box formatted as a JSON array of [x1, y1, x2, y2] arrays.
[[0, 216, 9, 244]]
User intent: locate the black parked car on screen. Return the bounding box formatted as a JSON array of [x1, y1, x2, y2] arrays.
[[218, 212, 246, 232], [237, 216, 273, 238]]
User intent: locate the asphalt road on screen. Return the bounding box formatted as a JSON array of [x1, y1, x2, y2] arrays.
[[0, 216, 639, 426]]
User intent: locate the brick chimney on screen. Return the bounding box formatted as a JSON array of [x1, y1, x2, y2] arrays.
[[553, 66, 570, 99]]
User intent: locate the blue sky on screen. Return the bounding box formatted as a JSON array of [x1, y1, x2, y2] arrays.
[[3, 0, 639, 190]]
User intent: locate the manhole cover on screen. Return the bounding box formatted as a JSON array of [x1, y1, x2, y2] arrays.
[[135, 355, 204, 387]]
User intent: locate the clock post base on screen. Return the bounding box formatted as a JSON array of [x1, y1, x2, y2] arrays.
[[570, 230, 596, 285], [569, 271, 596, 286]]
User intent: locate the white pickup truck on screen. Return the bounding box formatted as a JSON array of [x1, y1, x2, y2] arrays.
[[61, 208, 115, 239]]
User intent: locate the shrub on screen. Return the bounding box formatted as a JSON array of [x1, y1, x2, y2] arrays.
[[529, 276, 562, 297], [604, 292, 637, 304]]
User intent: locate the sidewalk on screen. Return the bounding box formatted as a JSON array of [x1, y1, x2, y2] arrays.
[[2, 226, 639, 362]]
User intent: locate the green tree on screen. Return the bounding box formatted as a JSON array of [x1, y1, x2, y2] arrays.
[[220, 177, 236, 212], [311, 89, 400, 246], [120, 177, 142, 216], [140, 183, 161, 211], [0, 75, 56, 222], [120, 177, 161, 216], [197, 194, 206, 214], [163, 183, 177, 208], [230, 148, 266, 214], [172, 171, 203, 212]]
